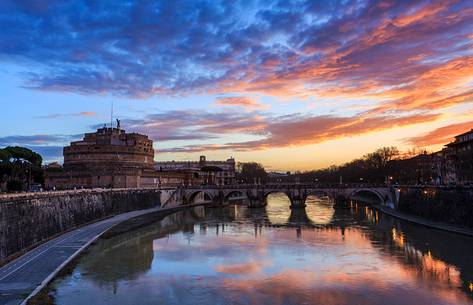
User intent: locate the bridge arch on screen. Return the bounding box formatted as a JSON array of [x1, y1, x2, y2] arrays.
[[263, 190, 292, 204], [223, 190, 245, 203], [186, 190, 214, 205], [304, 190, 334, 204], [348, 189, 385, 205]]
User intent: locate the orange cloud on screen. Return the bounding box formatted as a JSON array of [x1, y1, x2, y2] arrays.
[[161, 112, 440, 153], [79, 111, 96, 116], [209, 2, 473, 117], [392, 2, 449, 27], [405, 121, 473, 147], [214, 96, 269, 110]]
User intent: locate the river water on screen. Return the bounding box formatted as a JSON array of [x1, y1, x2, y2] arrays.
[[48, 193, 473, 305]]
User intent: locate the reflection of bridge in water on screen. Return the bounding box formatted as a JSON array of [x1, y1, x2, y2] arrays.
[[79, 203, 473, 298], [169, 183, 397, 208]]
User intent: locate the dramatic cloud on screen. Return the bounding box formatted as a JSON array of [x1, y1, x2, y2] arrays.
[[1, 0, 472, 162], [405, 121, 473, 147], [35, 111, 96, 119], [0, 0, 471, 113], [214, 97, 269, 110], [157, 111, 438, 153], [120, 110, 267, 142]]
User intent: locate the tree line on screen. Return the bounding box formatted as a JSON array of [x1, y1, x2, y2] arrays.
[[237, 146, 435, 185]]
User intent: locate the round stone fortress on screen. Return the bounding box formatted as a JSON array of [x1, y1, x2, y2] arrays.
[[46, 127, 155, 189]]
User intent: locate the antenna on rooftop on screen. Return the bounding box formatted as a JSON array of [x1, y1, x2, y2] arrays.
[[110, 101, 114, 128]]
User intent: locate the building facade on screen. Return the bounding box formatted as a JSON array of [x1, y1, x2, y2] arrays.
[[404, 129, 472, 186], [45, 127, 156, 189], [155, 156, 236, 185], [445, 129, 473, 184]]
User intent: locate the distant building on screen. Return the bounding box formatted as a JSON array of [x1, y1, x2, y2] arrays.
[[155, 155, 236, 185], [398, 128, 473, 186], [445, 129, 473, 184], [45, 127, 157, 189]]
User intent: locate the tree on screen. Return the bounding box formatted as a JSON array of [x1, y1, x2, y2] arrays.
[[237, 162, 268, 184], [0, 149, 11, 162], [0, 146, 44, 191], [4, 146, 42, 166], [294, 146, 403, 183], [364, 147, 399, 169]]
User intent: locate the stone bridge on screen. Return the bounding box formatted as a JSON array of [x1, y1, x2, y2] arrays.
[[169, 183, 397, 208]]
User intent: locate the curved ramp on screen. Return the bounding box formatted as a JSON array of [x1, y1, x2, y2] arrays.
[[0, 204, 193, 305]]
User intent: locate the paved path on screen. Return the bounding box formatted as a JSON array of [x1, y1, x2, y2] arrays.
[[0, 204, 183, 305], [375, 205, 473, 237]]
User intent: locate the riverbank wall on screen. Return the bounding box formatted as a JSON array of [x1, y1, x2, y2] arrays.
[[398, 186, 473, 228], [0, 189, 162, 263]]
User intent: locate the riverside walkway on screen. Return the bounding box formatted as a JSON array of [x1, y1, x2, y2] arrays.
[[374, 205, 473, 237], [0, 203, 193, 305]]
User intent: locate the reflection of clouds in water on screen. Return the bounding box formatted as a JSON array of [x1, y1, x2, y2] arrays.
[[265, 192, 291, 225], [215, 261, 264, 275], [217, 268, 471, 305], [50, 204, 473, 305], [152, 232, 269, 263]]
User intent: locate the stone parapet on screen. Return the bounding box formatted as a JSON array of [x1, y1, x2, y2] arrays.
[[0, 188, 163, 263]]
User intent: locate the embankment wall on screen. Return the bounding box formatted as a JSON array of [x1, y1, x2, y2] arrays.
[[0, 189, 161, 263], [398, 187, 473, 228]]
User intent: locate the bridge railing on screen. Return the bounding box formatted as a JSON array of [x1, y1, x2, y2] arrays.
[[0, 187, 176, 203], [181, 183, 388, 189]]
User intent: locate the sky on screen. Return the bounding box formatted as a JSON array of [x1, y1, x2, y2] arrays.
[[0, 0, 472, 171]]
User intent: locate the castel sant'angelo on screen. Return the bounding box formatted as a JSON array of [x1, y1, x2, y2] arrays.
[[45, 124, 156, 189], [45, 121, 236, 189]]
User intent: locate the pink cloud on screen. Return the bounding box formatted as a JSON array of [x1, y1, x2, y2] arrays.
[[160, 112, 439, 153], [35, 111, 96, 119], [405, 121, 473, 147], [214, 96, 269, 110]]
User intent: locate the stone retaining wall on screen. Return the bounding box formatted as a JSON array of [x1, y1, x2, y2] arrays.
[[0, 189, 161, 263], [398, 186, 473, 228]]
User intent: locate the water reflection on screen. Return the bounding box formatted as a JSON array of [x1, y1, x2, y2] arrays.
[[265, 192, 292, 224], [77, 207, 207, 288], [49, 197, 473, 305], [264, 192, 336, 226]]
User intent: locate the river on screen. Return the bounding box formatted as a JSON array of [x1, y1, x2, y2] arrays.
[[46, 193, 473, 305]]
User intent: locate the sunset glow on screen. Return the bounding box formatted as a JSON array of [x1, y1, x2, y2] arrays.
[[1, 0, 472, 170]]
